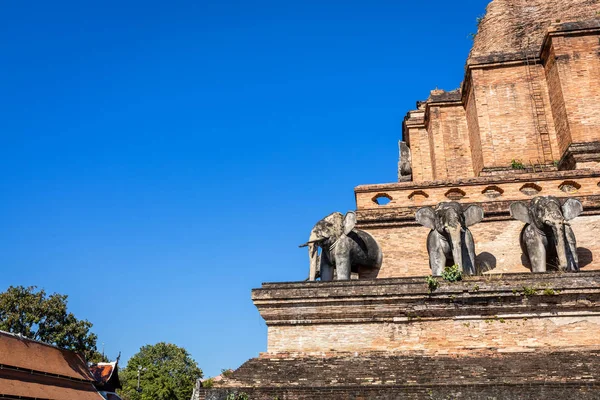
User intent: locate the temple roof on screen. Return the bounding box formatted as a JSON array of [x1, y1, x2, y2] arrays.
[[469, 0, 600, 64], [90, 361, 122, 391], [0, 330, 96, 381], [90, 362, 117, 384], [0, 330, 104, 400]]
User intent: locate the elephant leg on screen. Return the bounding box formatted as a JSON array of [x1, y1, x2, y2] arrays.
[[523, 225, 547, 273], [331, 238, 352, 280], [320, 252, 334, 281], [565, 226, 579, 272], [427, 231, 447, 276], [462, 229, 478, 276], [336, 258, 351, 280]]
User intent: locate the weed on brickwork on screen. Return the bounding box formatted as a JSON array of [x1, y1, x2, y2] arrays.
[[442, 265, 462, 283], [522, 286, 538, 296], [511, 159, 525, 170], [221, 369, 234, 378], [426, 276, 439, 293]]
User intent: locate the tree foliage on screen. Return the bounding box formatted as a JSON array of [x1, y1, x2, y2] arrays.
[[0, 285, 106, 362], [119, 342, 203, 400]]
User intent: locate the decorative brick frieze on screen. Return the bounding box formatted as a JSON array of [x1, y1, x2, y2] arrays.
[[355, 170, 600, 215]]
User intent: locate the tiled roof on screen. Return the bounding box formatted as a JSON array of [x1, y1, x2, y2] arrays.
[[0, 370, 104, 400], [0, 330, 104, 400], [0, 330, 95, 380]]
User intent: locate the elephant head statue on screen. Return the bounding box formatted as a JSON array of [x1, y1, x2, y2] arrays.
[[510, 196, 583, 273], [415, 202, 484, 276], [299, 211, 382, 281]]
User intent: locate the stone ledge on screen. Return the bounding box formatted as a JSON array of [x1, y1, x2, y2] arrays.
[[257, 270, 600, 293], [253, 272, 600, 325]]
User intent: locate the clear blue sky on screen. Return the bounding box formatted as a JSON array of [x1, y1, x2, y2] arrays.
[[0, 0, 489, 377]]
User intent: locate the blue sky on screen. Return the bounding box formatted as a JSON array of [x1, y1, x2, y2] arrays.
[[0, 0, 489, 377]]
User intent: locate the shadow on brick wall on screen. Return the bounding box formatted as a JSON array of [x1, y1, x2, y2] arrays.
[[476, 252, 497, 273]]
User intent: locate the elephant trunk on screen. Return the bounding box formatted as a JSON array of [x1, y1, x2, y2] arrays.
[[550, 221, 568, 271], [448, 226, 464, 272], [308, 243, 319, 281]]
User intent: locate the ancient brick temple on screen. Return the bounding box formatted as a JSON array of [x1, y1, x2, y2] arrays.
[[197, 1, 600, 398]]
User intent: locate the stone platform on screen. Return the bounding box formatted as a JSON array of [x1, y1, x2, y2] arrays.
[[198, 271, 600, 399], [257, 271, 600, 355], [198, 351, 600, 399]]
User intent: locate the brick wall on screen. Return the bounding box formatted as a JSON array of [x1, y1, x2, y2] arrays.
[[405, 22, 600, 184], [427, 104, 475, 180], [465, 82, 484, 176], [404, 110, 434, 182], [268, 314, 600, 354], [366, 215, 600, 278], [545, 41, 572, 156], [469, 63, 558, 168], [550, 32, 600, 146]]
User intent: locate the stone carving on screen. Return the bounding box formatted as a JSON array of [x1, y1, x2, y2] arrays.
[[510, 196, 583, 273], [300, 211, 382, 281], [416, 202, 484, 276], [398, 141, 412, 182]]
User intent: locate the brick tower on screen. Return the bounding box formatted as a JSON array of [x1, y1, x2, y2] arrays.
[[197, 1, 600, 398]]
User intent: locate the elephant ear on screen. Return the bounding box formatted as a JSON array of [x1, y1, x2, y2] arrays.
[[343, 211, 357, 235], [510, 202, 531, 224], [464, 205, 484, 227], [415, 207, 436, 230], [562, 198, 583, 221]]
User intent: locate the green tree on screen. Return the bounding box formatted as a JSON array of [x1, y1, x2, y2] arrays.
[[0, 285, 106, 361], [119, 342, 203, 400]]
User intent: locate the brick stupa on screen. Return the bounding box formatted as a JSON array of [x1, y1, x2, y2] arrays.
[[196, 0, 600, 398]]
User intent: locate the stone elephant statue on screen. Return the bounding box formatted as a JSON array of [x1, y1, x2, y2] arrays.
[[299, 211, 382, 281], [416, 202, 484, 276], [510, 196, 583, 273]]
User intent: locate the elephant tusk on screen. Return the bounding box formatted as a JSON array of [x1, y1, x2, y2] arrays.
[[299, 240, 321, 248]]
